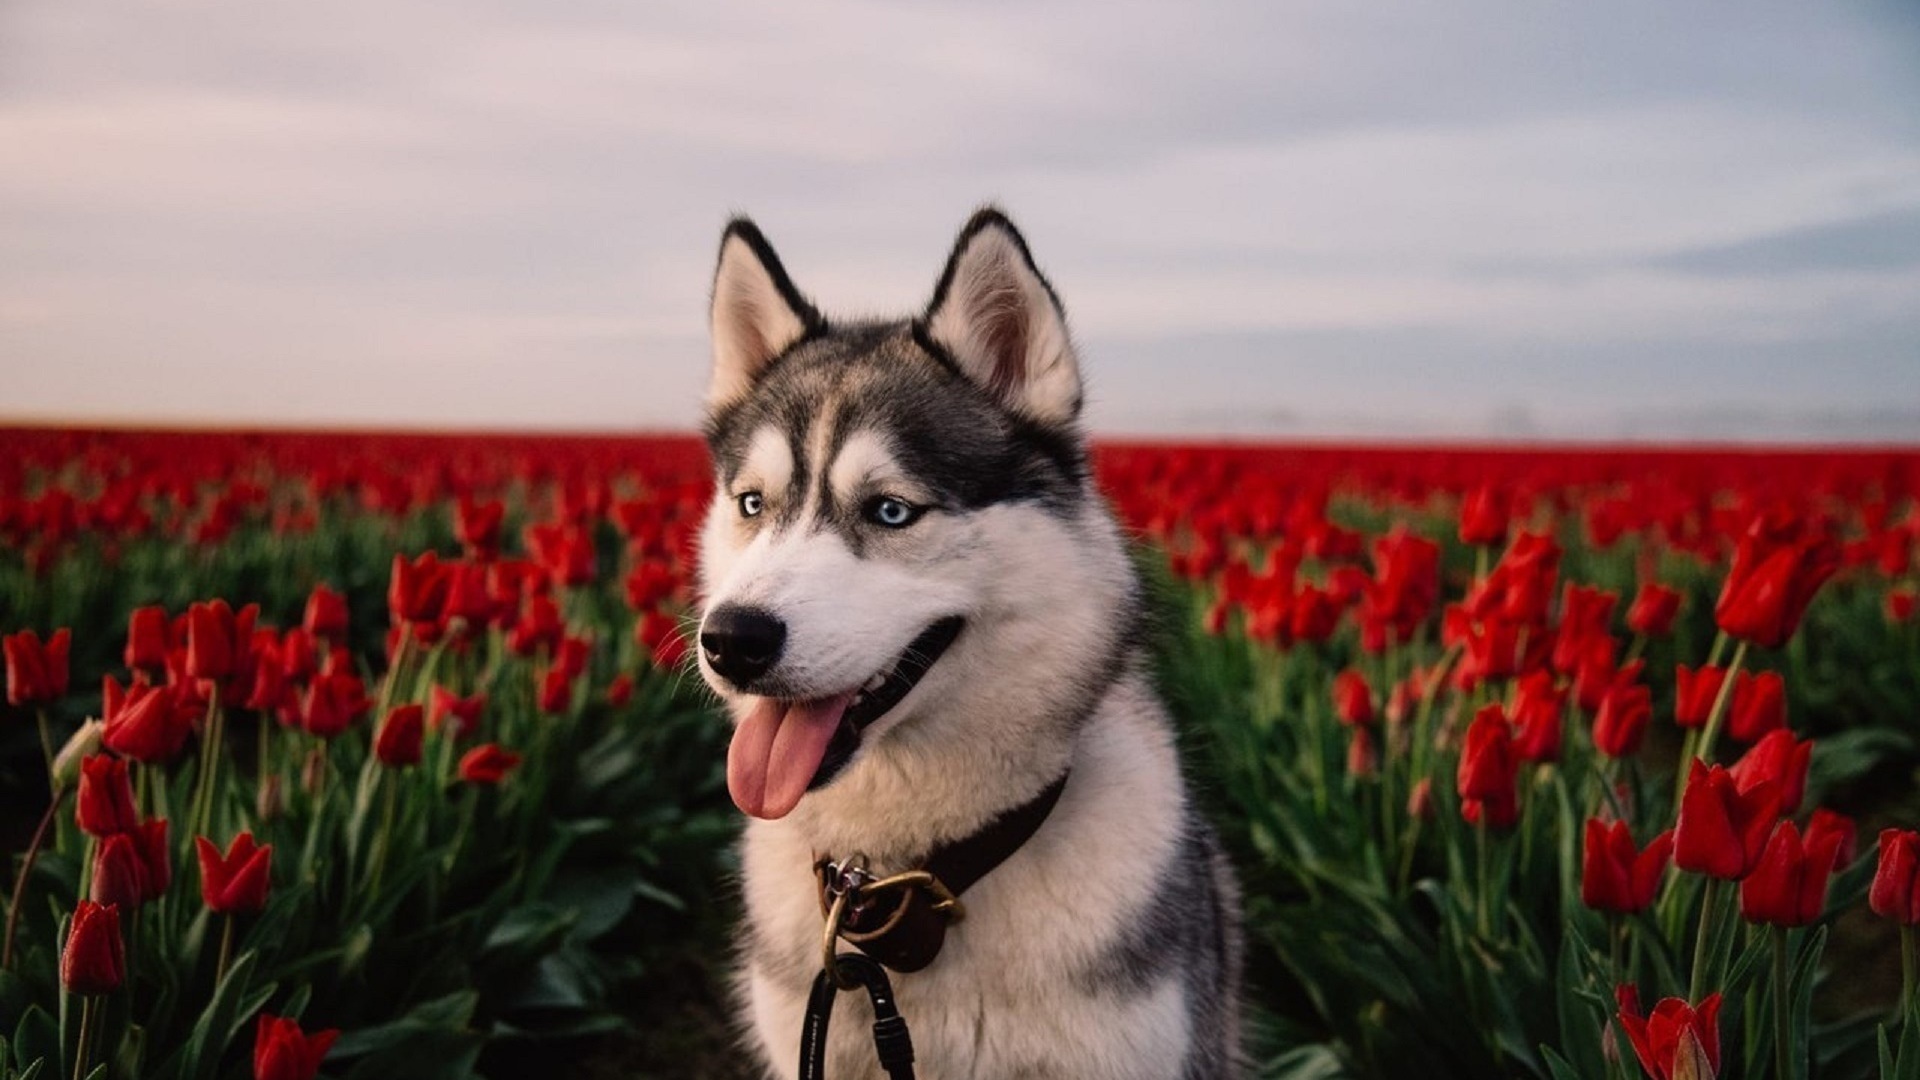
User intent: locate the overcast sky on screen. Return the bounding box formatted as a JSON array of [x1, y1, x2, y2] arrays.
[[3, 2, 1917, 441]]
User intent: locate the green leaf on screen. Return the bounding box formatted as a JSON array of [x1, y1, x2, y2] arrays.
[[1539, 1045, 1585, 1080], [10, 1007, 56, 1080], [479, 905, 576, 971], [176, 952, 276, 1080], [1261, 1043, 1348, 1080], [328, 991, 478, 1060]]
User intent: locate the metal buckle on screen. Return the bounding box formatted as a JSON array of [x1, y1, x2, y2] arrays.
[[820, 857, 967, 987]]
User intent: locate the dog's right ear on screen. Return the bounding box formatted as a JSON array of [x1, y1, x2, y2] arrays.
[[708, 218, 822, 411]]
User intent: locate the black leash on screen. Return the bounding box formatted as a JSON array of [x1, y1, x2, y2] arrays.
[[798, 953, 915, 1080]]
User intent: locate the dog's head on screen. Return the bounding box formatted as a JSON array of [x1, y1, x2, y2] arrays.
[[695, 209, 1137, 835]]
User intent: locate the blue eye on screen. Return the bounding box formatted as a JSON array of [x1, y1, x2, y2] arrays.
[[864, 496, 921, 529], [738, 492, 765, 518]]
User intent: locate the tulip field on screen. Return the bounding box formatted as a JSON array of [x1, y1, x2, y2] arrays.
[[3, 428, 1919, 1080]]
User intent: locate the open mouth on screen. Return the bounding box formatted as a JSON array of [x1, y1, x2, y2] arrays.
[[725, 616, 964, 820]]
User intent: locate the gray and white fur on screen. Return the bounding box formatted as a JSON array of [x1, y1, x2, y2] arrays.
[[694, 208, 1244, 1080]]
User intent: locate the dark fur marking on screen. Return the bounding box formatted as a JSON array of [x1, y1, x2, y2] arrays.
[[705, 322, 1085, 521]]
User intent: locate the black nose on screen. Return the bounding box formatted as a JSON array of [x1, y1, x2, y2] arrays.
[[700, 605, 786, 688]]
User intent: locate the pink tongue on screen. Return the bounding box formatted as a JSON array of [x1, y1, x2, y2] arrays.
[[727, 692, 856, 820]]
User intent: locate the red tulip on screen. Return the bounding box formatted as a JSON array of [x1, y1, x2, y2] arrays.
[[60, 901, 125, 996], [1729, 728, 1812, 814], [279, 628, 317, 681], [76, 753, 139, 836], [605, 674, 634, 708], [1457, 485, 1509, 547], [1616, 985, 1721, 1080], [1725, 671, 1785, 744], [1360, 528, 1440, 651], [1890, 589, 1917, 624], [1869, 828, 1920, 925], [455, 496, 505, 559], [254, 1013, 340, 1080], [186, 600, 257, 681], [1288, 585, 1342, 644], [428, 685, 487, 738], [1331, 669, 1374, 726], [1553, 585, 1617, 675], [555, 635, 592, 680], [299, 672, 369, 739], [509, 595, 564, 657], [132, 818, 172, 901], [441, 561, 497, 631], [1627, 583, 1683, 638], [1457, 704, 1518, 829], [458, 743, 522, 785], [389, 552, 450, 628], [1511, 671, 1566, 763], [102, 676, 197, 763], [125, 606, 171, 672], [1406, 777, 1435, 821], [1714, 507, 1841, 649], [245, 633, 287, 712], [302, 584, 349, 643], [1582, 819, 1674, 914], [1346, 725, 1378, 778], [91, 832, 151, 912], [196, 832, 273, 915], [623, 560, 677, 612], [1592, 682, 1653, 759], [1573, 636, 1641, 714], [1740, 818, 1844, 926], [1674, 760, 1780, 880], [5, 627, 70, 705], [525, 522, 595, 587], [538, 667, 573, 714], [1673, 665, 1726, 730], [374, 704, 425, 767]]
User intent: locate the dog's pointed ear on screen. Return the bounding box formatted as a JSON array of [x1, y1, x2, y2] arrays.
[[921, 208, 1082, 424], [708, 218, 822, 411]]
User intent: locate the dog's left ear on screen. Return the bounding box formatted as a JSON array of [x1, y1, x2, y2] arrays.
[[921, 208, 1082, 424]]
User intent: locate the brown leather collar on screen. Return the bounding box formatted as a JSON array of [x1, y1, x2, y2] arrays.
[[814, 771, 1069, 973]]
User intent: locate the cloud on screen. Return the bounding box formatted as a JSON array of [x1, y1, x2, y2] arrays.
[[1654, 206, 1920, 275], [1, 0, 1917, 439]]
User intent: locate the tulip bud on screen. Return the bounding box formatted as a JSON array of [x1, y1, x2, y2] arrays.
[[75, 754, 139, 837], [60, 901, 125, 995], [374, 704, 425, 768], [50, 718, 104, 791], [458, 743, 522, 785], [1871, 829, 1920, 925], [254, 1013, 340, 1080], [90, 833, 150, 912]]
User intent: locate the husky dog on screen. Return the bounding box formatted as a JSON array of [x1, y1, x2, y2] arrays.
[[695, 208, 1242, 1079]]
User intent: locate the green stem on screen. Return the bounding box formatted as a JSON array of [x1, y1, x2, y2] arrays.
[[36, 708, 56, 775], [1690, 878, 1722, 1003], [190, 697, 225, 842], [72, 994, 98, 1080], [366, 772, 399, 900], [1622, 633, 1647, 666], [1476, 816, 1493, 939], [1692, 640, 1749, 767], [373, 624, 414, 724], [214, 913, 234, 987], [1773, 924, 1793, 1080], [1896, 926, 1912, 1014]]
